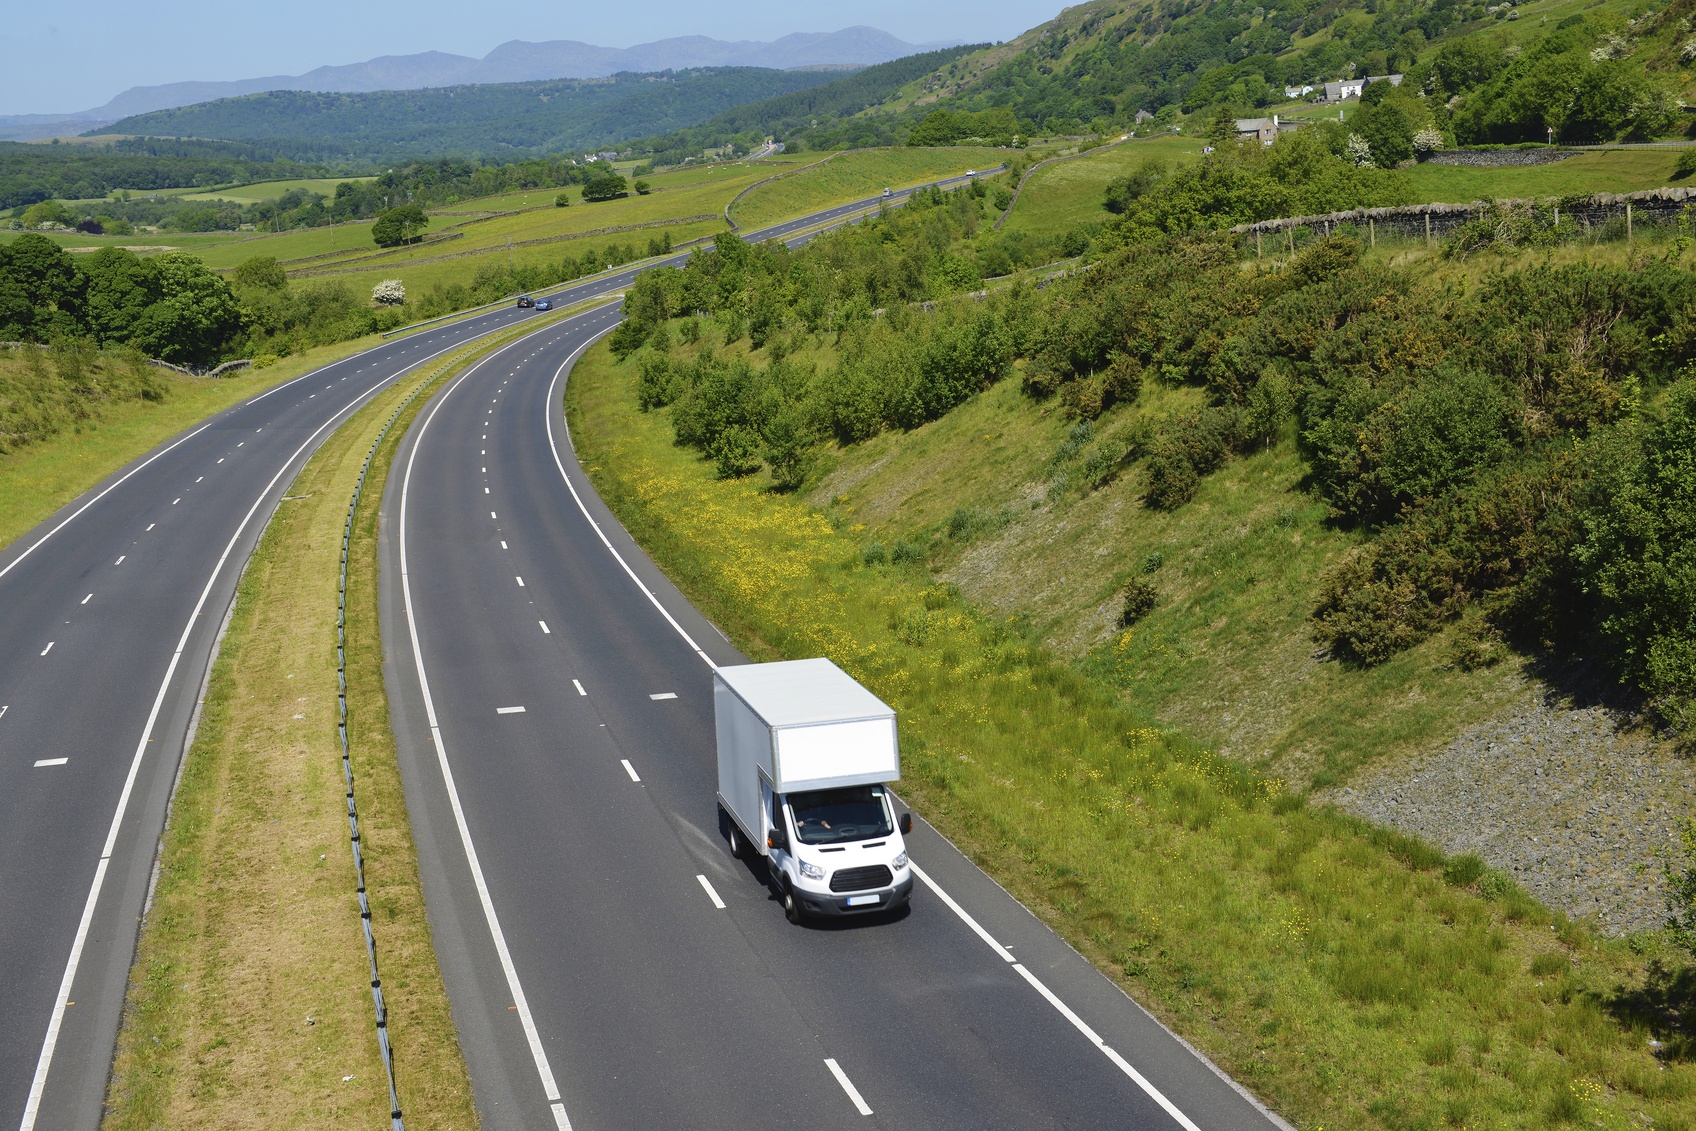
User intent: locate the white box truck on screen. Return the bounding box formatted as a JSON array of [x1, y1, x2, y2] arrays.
[[715, 658, 914, 924]]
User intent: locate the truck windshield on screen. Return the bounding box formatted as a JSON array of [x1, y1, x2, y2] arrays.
[[786, 785, 893, 845]]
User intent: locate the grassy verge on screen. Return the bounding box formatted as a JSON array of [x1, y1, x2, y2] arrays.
[[100, 329, 534, 1128], [566, 338, 1695, 1131], [0, 336, 396, 554]]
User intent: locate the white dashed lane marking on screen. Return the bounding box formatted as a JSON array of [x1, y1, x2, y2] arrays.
[[34, 758, 68, 768], [496, 706, 526, 715], [621, 760, 641, 782], [825, 1060, 874, 1117], [649, 692, 677, 701]]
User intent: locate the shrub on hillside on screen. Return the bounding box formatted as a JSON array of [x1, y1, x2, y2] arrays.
[[1573, 380, 1696, 733], [1120, 578, 1159, 625], [1143, 406, 1250, 510]]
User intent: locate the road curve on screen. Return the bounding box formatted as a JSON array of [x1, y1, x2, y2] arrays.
[[379, 311, 1294, 1126], [0, 175, 974, 1131]]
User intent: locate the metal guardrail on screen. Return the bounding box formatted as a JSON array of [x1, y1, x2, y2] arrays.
[[336, 361, 459, 1131]]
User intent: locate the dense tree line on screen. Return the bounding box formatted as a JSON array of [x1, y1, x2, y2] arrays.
[[1444, 16, 1680, 144], [612, 176, 1086, 486], [0, 138, 325, 210], [0, 234, 419, 365], [103, 69, 843, 162], [0, 234, 241, 364]]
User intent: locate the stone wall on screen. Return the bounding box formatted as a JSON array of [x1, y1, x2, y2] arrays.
[[1422, 147, 1578, 167]]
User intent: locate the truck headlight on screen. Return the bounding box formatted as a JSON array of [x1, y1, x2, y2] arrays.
[[893, 851, 909, 870], [799, 860, 825, 880]]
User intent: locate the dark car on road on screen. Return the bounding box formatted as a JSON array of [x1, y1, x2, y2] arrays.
[[535, 298, 552, 311], [516, 295, 534, 308]]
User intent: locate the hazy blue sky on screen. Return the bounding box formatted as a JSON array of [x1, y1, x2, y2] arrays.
[[3, 0, 1062, 115]]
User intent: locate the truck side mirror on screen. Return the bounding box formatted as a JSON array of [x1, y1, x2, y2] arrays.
[[767, 828, 788, 851], [899, 813, 913, 835]]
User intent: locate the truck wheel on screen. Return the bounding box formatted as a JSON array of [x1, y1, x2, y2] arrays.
[[783, 883, 807, 926], [727, 822, 744, 860]]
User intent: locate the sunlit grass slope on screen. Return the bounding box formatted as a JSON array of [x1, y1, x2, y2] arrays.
[[566, 330, 1696, 1131]]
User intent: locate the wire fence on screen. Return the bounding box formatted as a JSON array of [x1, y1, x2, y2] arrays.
[[1230, 184, 1696, 254]]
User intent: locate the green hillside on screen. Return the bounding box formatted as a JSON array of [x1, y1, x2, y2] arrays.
[[774, 0, 1687, 155], [101, 68, 844, 160], [634, 45, 984, 163]]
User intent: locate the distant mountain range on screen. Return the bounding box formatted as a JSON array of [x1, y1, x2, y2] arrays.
[[0, 27, 950, 140]]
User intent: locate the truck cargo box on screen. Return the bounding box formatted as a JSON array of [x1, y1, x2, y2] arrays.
[[715, 658, 898, 849]]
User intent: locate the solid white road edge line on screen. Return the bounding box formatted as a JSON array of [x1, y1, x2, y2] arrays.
[[544, 334, 717, 670], [824, 1058, 874, 1116], [543, 314, 1209, 1131], [695, 874, 725, 909], [400, 322, 583, 1131], [18, 360, 421, 1131]]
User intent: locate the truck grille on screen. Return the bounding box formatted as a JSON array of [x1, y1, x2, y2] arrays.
[[830, 865, 893, 893]]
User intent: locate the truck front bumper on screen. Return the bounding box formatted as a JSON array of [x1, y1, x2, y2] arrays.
[[795, 873, 914, 917]]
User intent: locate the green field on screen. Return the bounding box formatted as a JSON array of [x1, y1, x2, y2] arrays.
[[1001, 136, 1204, 237], [445, 157, 806, 214], [731, 147, 1014, 229], [179, 177, 375, 204], [0, 229, 248, 253], [1406, 147, 1687, 202], [255, 167, 786, 298]]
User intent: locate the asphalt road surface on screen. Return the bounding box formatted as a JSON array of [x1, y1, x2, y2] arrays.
[[379, 309, 1295, 1127], [0, 174, 980, 1131]]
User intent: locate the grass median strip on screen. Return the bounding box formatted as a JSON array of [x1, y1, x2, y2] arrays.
[[99, 317, 572, 1129], [565, 337, 1696, 1131]]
